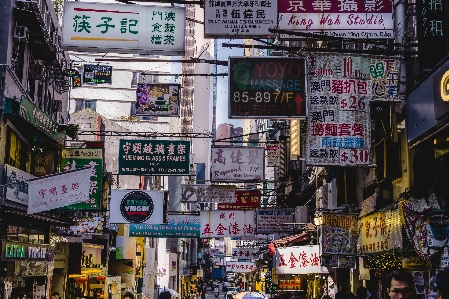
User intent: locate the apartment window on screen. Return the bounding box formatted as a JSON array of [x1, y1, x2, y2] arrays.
[[75, 100, 97, 112], [7, 130, 24, 170]]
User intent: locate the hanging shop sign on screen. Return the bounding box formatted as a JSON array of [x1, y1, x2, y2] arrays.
[[204, 0, 277, 38], [321, 213, 358, 255], [357, 208, 402, 255], [228, 57, 306, 118], [231, 248, 258, 260], [275, 246, 329, 274], [136, 83, 180, 117], [226, 261, 256, 273], [181, 184, 236, 203], [72, 73, 82, 88], [110, 190, 164, 224], [1, 242, 53, 261], [69, 216, 104, 235], [18, 96, 65, 144], [211, 146, 264, 182], [217, 190, 261, 210], [200, 210, 255, 238], [266, 144, 280, 167], [118, 139, 190, 175], [62, 2, 185, 55], [4, 164, 35, 205], [278, 0, 394, 39], [60, 148, 104, 210], [278, 277, 302, 291], [305, 53, 401, 166], [27, 167, 92, 214], [256, 208, 295, 234], [129, 215, 200, 238], [83, 64, 112, 84]]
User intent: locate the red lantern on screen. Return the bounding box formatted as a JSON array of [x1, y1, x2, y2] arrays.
[[76, 277, 87, 285], [96, 275, 106, 282]]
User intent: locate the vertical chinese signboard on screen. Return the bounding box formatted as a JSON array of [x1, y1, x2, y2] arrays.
[[62, 2, 185, 55], [204, 0, 277, 37], [266, 144, 280, 167], [211, 146, 264, 182], [278, 0, 394, 39], [217, 190, 261, 210], [321, 213, 358, 255], [275, 246, 329, 274], [305, 53, 401, 166], [61, 148, 104, 210], [200, 210, 255, 238], [119, 139, 190, 175]]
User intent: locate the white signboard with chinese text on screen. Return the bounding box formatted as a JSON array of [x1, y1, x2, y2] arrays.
[[231, 248, 259, 260], [62, 2, 185, 55], [226, 261, 256, 273], [305, 53, 400, 165], [27, 168, 92, 214], [357, 209, 402, 254], [5, 165, 35, 205], [211, 147, 264, 182], [278, 0, 394, 39], [200, 210, 255, 238], [181, 184, 236, 203], [205, 0, 277, 37], [275, 246, 330, 274], [110, 190, 164, 224], [256, 208, 295, 233]]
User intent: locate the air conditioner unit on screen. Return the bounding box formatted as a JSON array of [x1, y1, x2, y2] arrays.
[[29, 63, 44, 78], [14, 26, 28, 43]]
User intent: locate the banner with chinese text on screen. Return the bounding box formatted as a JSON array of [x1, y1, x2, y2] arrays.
[[181, 184, 236, 203], [357, 209, 402, 254], [61, 148, 103, 210], [256, 208, 295, 233], [129, 215, 200, 238], [119, 139, 190, 175], [321, 213, 358, 255], [305, 53, 400, 165], [4, 165, 35, 205], [231, 248, 258, 260], [211, 146, 264, 182], [278, 0, 394, 39], [62, 2, 185, 55], [27, 168, 92, 214], [200, 210, 255, 238], [217, 190, 261, 210], [226, 261, 256, 273], [275, 246, 330, 274]]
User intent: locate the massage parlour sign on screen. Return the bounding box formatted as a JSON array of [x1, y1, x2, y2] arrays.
[[1, 242, 53, 261]]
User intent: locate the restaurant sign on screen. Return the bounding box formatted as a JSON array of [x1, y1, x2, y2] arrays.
[[1, 242, 53, 261], [62, 2, 186, 55], [4, 164, 35, 205], [218, 190, 261, 210], [129, 215, 200, 238], [119, 139, 190, 175], [181, 184, 236, 203], [357, 209, 402, 254], [278, 0, 394, 39]]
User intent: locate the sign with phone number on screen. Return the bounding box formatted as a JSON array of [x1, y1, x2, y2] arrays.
[[228, 57, 307, 118]]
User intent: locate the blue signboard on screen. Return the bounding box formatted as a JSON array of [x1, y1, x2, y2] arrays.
[[129, 215, 200, 238]]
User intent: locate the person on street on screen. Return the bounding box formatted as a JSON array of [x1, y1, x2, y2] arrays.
[[385, 269, 413, 299], [436, 267, 449, 299]]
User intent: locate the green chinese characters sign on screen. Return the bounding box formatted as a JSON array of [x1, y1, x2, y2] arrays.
[[60, 148, 104, 210], [119, 140, 190, 175], [62, 2, 185, 55]]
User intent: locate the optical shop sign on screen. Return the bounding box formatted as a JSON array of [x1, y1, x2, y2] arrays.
[[62, 2, 185, 55], [129, 215, 200, 238], [357, 209, 402, 254], [119, 139, 190, 175], [305, 53, 400, 166]]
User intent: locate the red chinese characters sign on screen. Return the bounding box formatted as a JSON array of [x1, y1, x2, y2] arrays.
[[305, 53, 400, 166], [226, 262, 256, 273], [275, 245, 329, 274], [217, 190, 261, 210], [200, 210, 255, 238], [231, 248, 258, 260]]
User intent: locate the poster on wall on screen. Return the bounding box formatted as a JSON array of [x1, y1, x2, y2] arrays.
[[275, 246, 329, 274], [4, 164, 35, 205], [278, 0, 394, 39], [200, 210, 255, 238], [305, 53, 400, 166], [211, 146, 264, 182], [110, 190, 164, 224], [62, 2, 186, 55], [136, 83, 180, 117]]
